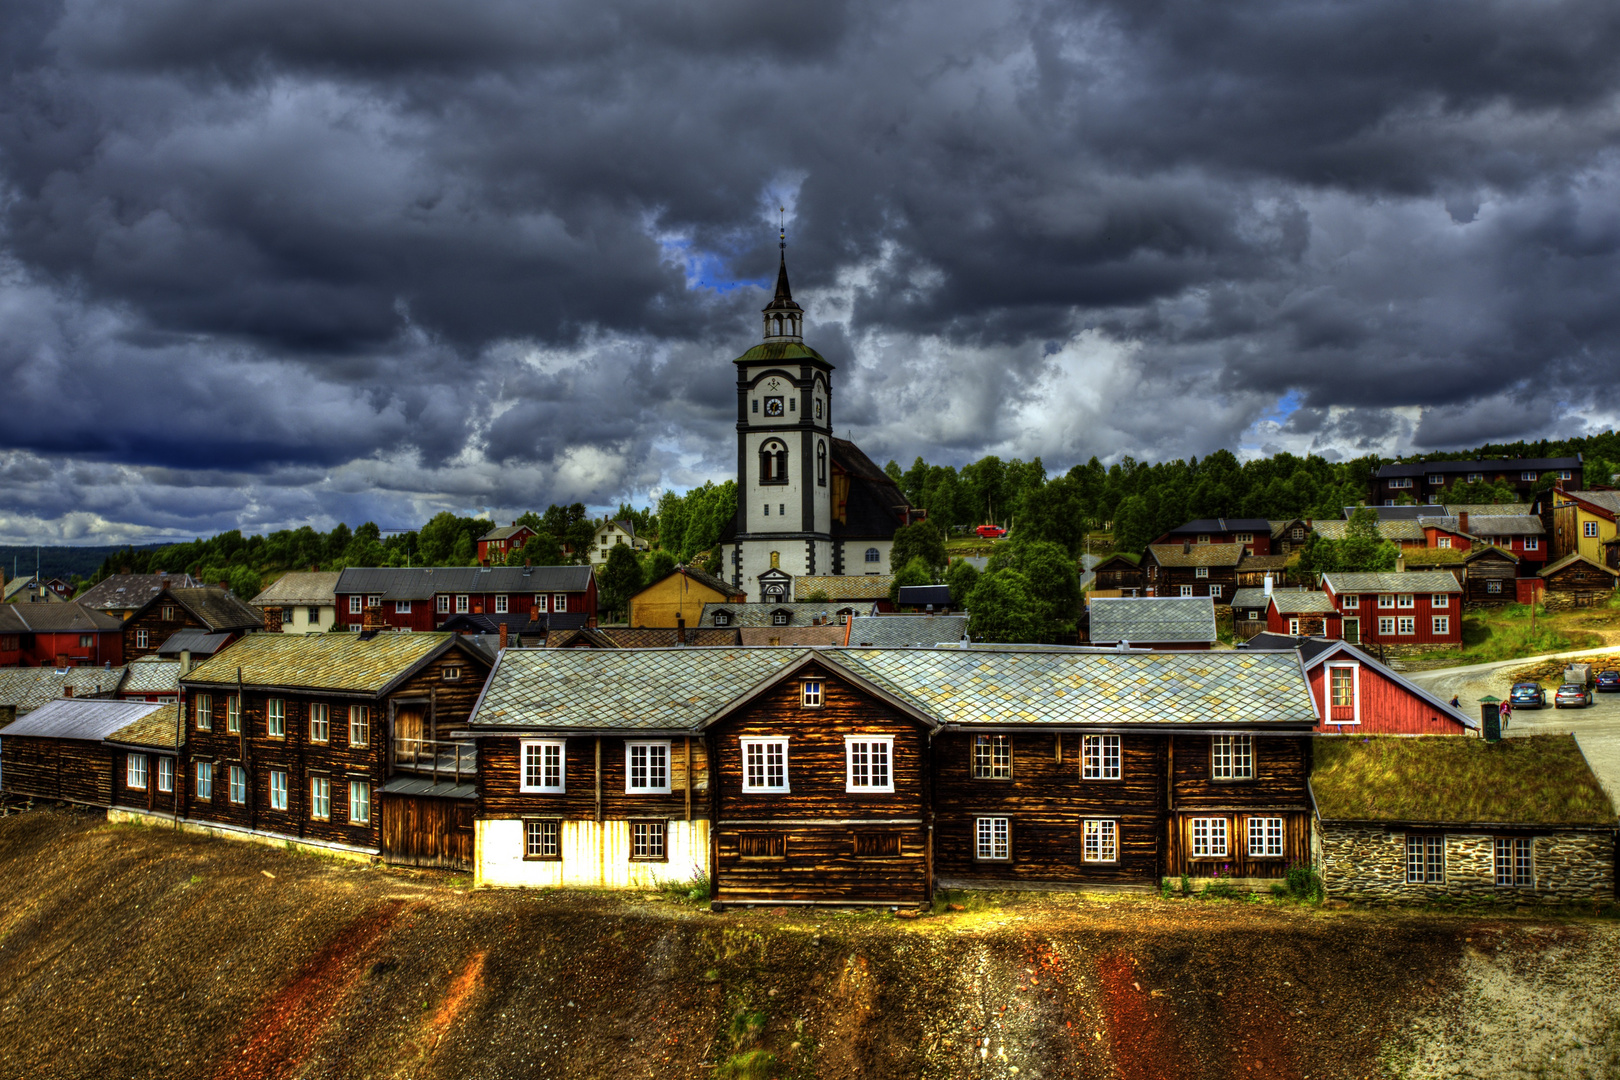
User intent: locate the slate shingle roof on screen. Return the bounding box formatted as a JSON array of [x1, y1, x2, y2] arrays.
[[161, 588, 263, 632], [251, 572, 342, 607], [1464, 515, 1546, 537], [1312, 519, 1425, 542], [1321, 571, 1462, 594], [0, 603, 121, 633], [3, 698, 169, 740], [699, 602, 852, 628], [183, 632, 462, 694], [1444, 503, 1532, 517], [119, 659, 180, 695], [830, 440, 911, 540], [794, 575, 892, 601], [1230, 588, 1280, 611], [1268, 592, 1338, 615], [1563, 491, 1620, 516], [1146, 543, 1246, 567], [105, 704, 184, 750], [77, 574, 200, 612], [0, 667, 127, 715], [846, 615, 970, 648], [333, 565, 594, 600], [1087, 597, 1217, 644], [467, 647, 1319, 732], [156, 630, 233, 656], [740, 626, 849, 647]]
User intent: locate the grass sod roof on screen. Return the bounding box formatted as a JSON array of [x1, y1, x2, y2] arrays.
[[1311, 734, 1615, 827], [182, 631, 457, 694]]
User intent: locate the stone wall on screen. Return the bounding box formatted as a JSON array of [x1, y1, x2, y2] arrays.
[[1541, 590, 1614, 613], [1321, 824, 1615, 904]]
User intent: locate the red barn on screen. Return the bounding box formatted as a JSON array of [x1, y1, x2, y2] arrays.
[[476, 523, 538, 566], [0, 603, 124, 668], [333, 566, 597, 632], [1240, 635, 1475, 735], [1320, 571, 1462, 652]]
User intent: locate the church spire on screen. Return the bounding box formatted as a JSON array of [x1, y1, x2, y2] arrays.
[[762, 209, 803, 343]]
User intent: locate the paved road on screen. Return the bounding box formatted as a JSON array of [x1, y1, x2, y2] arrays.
[[1409, 650, 1620, 808]]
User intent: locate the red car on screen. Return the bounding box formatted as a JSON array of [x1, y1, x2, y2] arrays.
[[975, 525, 1007, 538]]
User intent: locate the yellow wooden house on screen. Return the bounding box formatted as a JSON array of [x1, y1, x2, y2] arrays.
[[627, 566, 745, 628], [1550, 488, 1620, 563]]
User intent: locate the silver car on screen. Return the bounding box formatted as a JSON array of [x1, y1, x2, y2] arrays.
[[1554, 683, 1593, 709]]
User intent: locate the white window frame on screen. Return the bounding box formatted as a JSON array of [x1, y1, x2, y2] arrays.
[[553, 593, 567, 611], [1195, 566, 1209, 579], [801, 679, 823, 708], [625, 741, 671, 794], [195, 761, 213, 800], [1524, 537, 1539, 551], [1397, 594, 1414, 608], [267, 697, 285, 738], [525, 818, 560, 859], [349, 781, 371, 825], [534, 594, 548, 612], [349, 705, 369, 747], [1398, 616, 1416, 635], [437, 594, 451, 614], [1178, 585, 1193, 598], [455, 594, 470, 613], [126, 754, 148, 789], [349, 595, 363, 615], [157, 757, 174, 793], [630, 819, 667, 861], [1521, 471, 1536, 482], [1211, 734, 1253, 780], [521, 740, 567, 793], [1234, 532, 1253, 544], [1494, 836, 1534, 887], [1196, 534, 1210, 544], [494, 594, 508, 614], [196, 693, 212, 731], [1288, 618, 1300, 636], [269, 769, 288, 811], [1437, 537, 1451, 549], [1378, 616, 1396, 636], [1378, 594, 1395, 608], [1407, 834, 1444, 883], [1432, 616, 1450, 635], [1432, 593, 1449, 607], [1342, 594, 1359, 609], [1190, 817, 1229, 857], [1388, 478, 1412, 489], [1247, 816, 1284, 857], [310, 776, 331, 821], [1081, 734, 1121, 780], [1082, 819, 1118, 863], [229, 765, 247, 804], [136, 629, 149, 650], [365, 595, 381, 609], [1326, 664, 1359, 725], [396, 599, 411, 614], [972, 734, 1012, 780], [1209, 584, 1222, 598], [740, 737, 790, 793], [1557, 470, 1573, 481], [309, 702, 329, 743], [1585, 521, 1599, 538], [975, 816, 1010, 861], [845, 736, 895, 793]]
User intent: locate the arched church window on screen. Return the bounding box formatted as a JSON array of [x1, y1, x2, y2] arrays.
[[759, 440, 788, 485], [865, 548, 880, 563], [817, 441, 827, 486]]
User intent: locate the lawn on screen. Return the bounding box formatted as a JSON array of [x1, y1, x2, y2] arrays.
[[1450, 600, 1617, 665]]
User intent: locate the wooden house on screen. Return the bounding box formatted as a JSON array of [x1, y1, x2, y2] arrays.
[[0, 698, 171, 806], [1373, 456, 1578, 505], [0, 602, 124, 668], [1229, 587, 1292, 640], [464, 647, 1320, 903], [587, 520, 650, 567], [1313, 735, 1614, 903], [76, 573, 201, 622], [1549, 488, 1620, 562], [627, 566, 745, 629], [476, 523, 538, 566], [122, 587, 262, 662], [1, 576, 72, 604], [0, 666, 127, 728], [333, 566, 597, 632], [1265, 591, 1341, 639], [1084, 597, 1216, 649], [1089, 554, 1145, 595], [1319, 571, 1462, 652], [1269, 520, 1312, 556], [1538, 554, 1618, 607], [250, 571, 342, 634], [1265, 638, 1475, 735], [1151, 519, 1275, 556], [1235, 554, 1291, 589], [106, 703, 183, 818], [179, 632, 492, 867], [1461, 546, 1520, 604], [1143, 543, 1244, 602]]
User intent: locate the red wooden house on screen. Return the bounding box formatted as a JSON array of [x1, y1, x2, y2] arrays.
[[333, 566, 597, 632], [0, 603, 125, 668], [1320, 571, 1463, 651], [1152, 518, 1275, 556], [476, 523, 538, 566], [1265, 592, 1341, 639], [1240, 636, 1475, 735]]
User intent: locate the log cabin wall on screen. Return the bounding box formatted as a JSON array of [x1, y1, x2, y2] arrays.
[[708, 666, 931, 905], [1167, 733, 1310, 879], [389, 650, 492, 742], [2, 736, 113, 806], [931, 731, 1165, 885], [1464, 553, 1518, 605], [123, 603, 203, 661], [110, 748, 178, 815]]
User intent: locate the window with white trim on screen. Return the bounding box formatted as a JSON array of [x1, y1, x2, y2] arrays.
[[1196, 566, 1209, 579], [1521, 471, 1536, 482], [1387, 478, 1412, 489], [442, 666, 462, 682], [366, 595, 381, 609], [1524, 537, 1539, 551], [1378, 616, 1396, 635], [1247, 816, 1284, 857], [521, 740, 567, 792], [1288, 618, 1300, 635], [630, 820, 667, 861], [1081, 735, 1121, 780], [741, 738, 789, 792], [1494, 837, 1533, 887], [1427, 473, 1444, 484], [437, 594, 451, 613], [1378, 594, 1395, 608], [1330, 666, 1355, 709], [1211, 735, 1253, 779], [1196, 534, 1210, 544], [1486, 579, 1502, 594], [1082, 819, 1117, 863], [196, 693, 212, 731], [525, 819, 560, 859], [267, 698, 285, 738], [1179, 585, 1193, 597], [553, 593, 567, 611], [1406, 835, 1444, 883], [975, 816, 1010, 861], [1397, 594, 1414, 608], [195, 761, 213, 800], [455, 594, 470, 613], [349, 781, 371, 824], [495, 594, 508, 614], [157, 757, 173, 793], [1190, 817, 1228, 857], [309, 702, 329, 743], [1234, 533, 1253, 544], [625, 742, 671, 793], [1557, 469, 1573, 481], [310, 776, 331, 820], [801, 680, 823, 707], [229, 766, 246, 804], [126, 754, 148, 789], [1433, 616, 1450, 635], [396, 600, 411, 614], [845, 737, 894, 792], [1437, 537, 1451, 548], [269, 770, 288, 811], [1398, 616, 1415, 635], [534, 594, 548, 612], [349, 596, 363, 615], [1342, 594, 1359, 609], [136, 629, 149, 650], [1210, 584, 1222, 598], [349, 705, 369, 747], [1585, 521, 1599, 538], [972, 734, 1011, 780], [1432, 593, 1449, 607]]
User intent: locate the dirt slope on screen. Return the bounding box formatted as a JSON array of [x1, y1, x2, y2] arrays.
[[0, 807, 1615, 1080]]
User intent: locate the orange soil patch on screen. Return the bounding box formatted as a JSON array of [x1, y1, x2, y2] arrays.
[[208, 899, 408, 1080], [1097, 950, 1186, 1080], [422, 950, 486, 1056]]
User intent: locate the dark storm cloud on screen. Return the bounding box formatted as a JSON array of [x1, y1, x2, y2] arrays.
[[1, 0, 1619, 541]]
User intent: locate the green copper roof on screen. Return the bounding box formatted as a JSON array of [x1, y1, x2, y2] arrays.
[[732, 341, 832, 365]]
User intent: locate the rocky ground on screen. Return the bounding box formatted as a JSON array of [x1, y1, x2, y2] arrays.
[[0, 806, 1616, 1080]]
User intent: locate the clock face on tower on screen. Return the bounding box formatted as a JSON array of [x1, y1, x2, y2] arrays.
[[764, 396, 784, 417]]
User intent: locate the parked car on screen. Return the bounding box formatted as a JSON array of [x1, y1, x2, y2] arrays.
[[975, 525, 1008, 539], [1554, 683, 1594, 709], [1509, 682, 1547, 709], [1596, 670, 1620, 692]]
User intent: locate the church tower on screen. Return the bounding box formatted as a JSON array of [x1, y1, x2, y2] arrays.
[[725, 228, 835, 600]]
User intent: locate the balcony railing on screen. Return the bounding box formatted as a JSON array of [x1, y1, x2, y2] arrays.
[[391, 736, 476, 783]]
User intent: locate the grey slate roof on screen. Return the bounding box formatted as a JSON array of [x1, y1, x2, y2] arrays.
[[1321, 571, 1462, 594], [1087, 597, 1217, 644], [1231, 587, 1303, 613], [159, 588, 263, 632], [1445, 503, 1532, 517], [1147, 543, 1246, 567], [1313, 519, 1425, 542], [699, 602, 852, 628], [3, 698, 168, 740], [119, 659, 181, 695], [847, 615, 969, 648], [156, 630, 233, 656], [0, 667, 127, 715], [1464, 515, 1545, 537], [466, 647, 1319, 732], [77, 574, 200, 612], [1564, 491, 1620, 515], [0, 602, 121, 633], [251, 571, 342, 607], [334, 565, 594, 599], [793, 575, 893, 601], [1269, 592, 1338, 615]]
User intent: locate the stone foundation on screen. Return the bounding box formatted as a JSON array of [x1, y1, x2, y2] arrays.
[[1321, 823, 1614, 904], [1541, 591, 1615, 613]]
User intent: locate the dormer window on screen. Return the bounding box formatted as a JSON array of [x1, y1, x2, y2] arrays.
[[713, 612, 731, 626], [772, 610, 790, 626]]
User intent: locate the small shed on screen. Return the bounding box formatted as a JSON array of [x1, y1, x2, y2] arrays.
[[1539, 553, 1619, 608], [1462, 546, 1520, 605], [1, 698, 173, 806], [1090, 553, 1145, 594], [1312, 735, 1615, 904]]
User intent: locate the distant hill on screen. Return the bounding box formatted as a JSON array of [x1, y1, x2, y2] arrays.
[[0, 544, 171, 585]]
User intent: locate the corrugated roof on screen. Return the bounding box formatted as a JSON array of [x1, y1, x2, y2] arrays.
[[251, 571, 342, 607], [119, 659, 180, 695], [334, 566, 594, 600], [183, 632, 461, 693], [0, 667, 127, 715], [379, 775, 476, 799], [847, 615, 969, 648], [3, 698, 168, 740], [106, 703, 184, 750], [156, 630, 233, 656], [76, 573, 200, 612], [1322, 571, 1462, 594], [1269, 592, 1337, 615], [1146, 543, 1246, 567], [1088, 597, 1217, 643], [794, 575, 893, 600], [699, 602, 853, 627]]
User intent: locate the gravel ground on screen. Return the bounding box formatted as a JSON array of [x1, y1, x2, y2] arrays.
[[0, 807, 1616, 1080]]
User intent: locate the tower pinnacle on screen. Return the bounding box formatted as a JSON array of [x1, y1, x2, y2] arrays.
[[762, 211, 802, 343]]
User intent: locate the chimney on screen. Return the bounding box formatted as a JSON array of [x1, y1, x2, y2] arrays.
[[1457, 511, 1469, 535], [180, 649, 192, 674], [1263, 574, 1273, 597], [1183, 542, 1191, 555], [62, 686, 73, 698], [498, 623, 509, 652], [1396, 554, 1406, 573]]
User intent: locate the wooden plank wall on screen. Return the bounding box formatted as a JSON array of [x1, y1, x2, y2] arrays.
[[1168, 734, 1310, 879], [380, 795, 474, 869], [110, 748, 178, 815], [3, 736, 113, 804], [480, 735, 709, 822]]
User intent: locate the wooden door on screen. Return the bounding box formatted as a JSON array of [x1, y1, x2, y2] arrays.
[[393, 705, 426, 765], [1342, 618, 1360, 644], [379, 794, 474, 870]]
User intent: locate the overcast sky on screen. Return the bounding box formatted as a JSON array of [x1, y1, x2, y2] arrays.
[[2, 0, 1618, 545]]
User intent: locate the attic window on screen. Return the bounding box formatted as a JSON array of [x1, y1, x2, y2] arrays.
[[801, 680, 823, 708], [713, 612, 731, 626], [772, 611, 789, 626], [162, 605, 175, 621], [443, 666, 463, 682]]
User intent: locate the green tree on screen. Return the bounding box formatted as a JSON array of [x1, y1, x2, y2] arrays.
[[507, 532, 565, 566], [889, 521, 948, 573], [946, 558, 980, 607], [641, 549, 678, 582], [987, 538, 1081, 633], [597, 543, 644, 622], [967, 570, 1040, 643], [888, 556, 937, 602]]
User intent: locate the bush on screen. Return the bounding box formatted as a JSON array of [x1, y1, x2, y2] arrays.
[[1283, 862, 1325, 902]]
